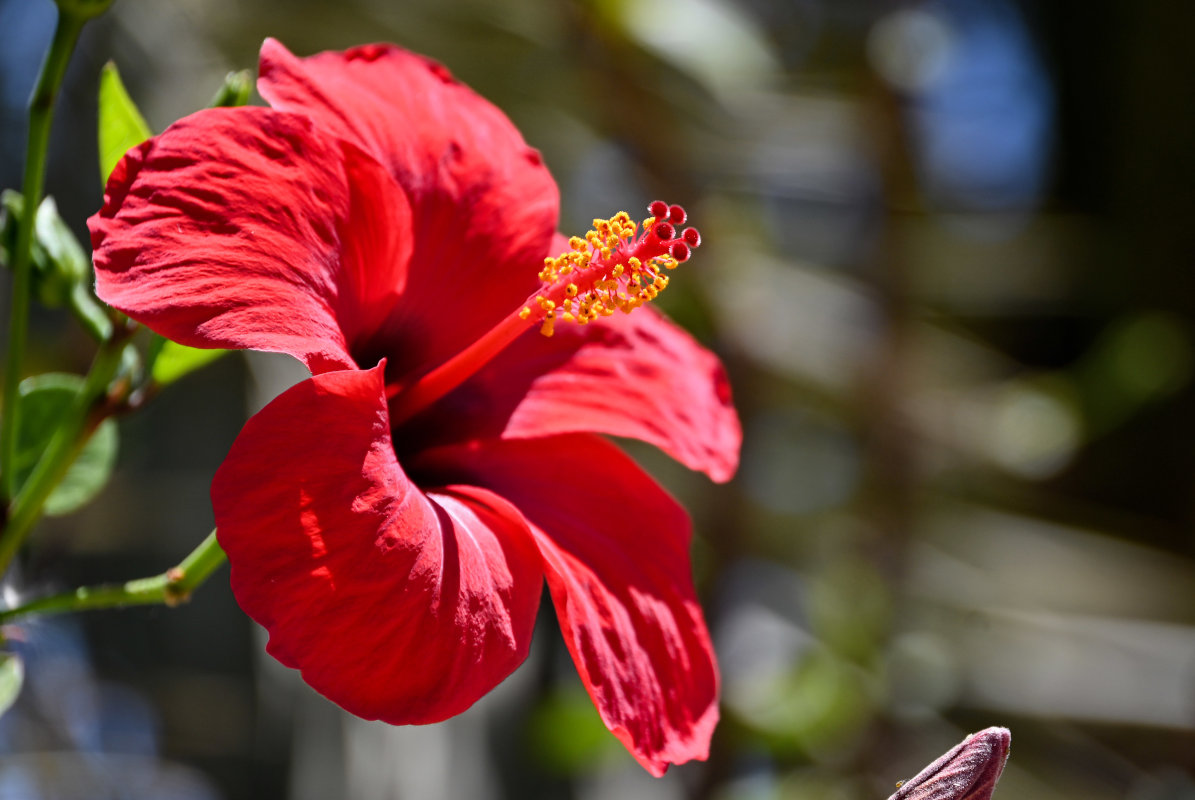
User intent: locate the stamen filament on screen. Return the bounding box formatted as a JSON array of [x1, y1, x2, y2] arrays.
[[386, 201, 701, 427], [387, 308, 528, 426]]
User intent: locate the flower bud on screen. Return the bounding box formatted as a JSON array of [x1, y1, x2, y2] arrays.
[[888, 727, 1011, 800]]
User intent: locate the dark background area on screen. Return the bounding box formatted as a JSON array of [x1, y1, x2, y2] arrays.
[[2, 0, 1195, 798]]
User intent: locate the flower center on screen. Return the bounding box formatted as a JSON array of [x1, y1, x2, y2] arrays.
[[387, 201, 701, 426]]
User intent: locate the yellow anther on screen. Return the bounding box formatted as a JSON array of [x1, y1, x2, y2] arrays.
[[524, 206, 693, 338]]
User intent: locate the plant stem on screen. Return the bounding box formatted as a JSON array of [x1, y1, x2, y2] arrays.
[[0, 338, 125, 574], [0, 530, 226, 624], [1, 10, 87, 503]]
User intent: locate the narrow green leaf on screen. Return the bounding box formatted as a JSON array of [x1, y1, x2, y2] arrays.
[[16, 374, 118, 516], [150, 339, 228, 387], [98, 61, 151, 185], [0, 653, 24, 718]]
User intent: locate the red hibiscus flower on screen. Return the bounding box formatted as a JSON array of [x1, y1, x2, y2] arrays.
[[89, 39, 740, 775]]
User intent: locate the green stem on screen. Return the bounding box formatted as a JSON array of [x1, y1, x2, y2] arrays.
[[0, 338, 125, 574], [1, 11, 87, 503], [0, 530, 225, 624]]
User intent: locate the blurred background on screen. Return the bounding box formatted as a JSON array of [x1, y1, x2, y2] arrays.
[[2, 0, 1195, 797]]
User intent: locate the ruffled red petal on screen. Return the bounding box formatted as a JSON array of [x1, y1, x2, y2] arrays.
[[413, 435, 719, 775], [397, 305, 741, 483], [90, 107, 413, 374], [258, 39, 559, 377], [211, 365, 543, 723]]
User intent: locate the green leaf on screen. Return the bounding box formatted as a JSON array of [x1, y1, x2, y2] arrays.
[[0, 653, 24, 718], [1, 192, 112, 340], [150, 339, 228, 387], [34, 196, 88, 286], [98, 61, 151, 185], [15, 374, 118, 516]]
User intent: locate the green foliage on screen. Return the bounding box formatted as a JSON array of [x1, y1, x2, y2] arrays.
[[98, 66, 231, 380], [210, 70, 254, 108], [734, 649, 875, 759], [526, 687, 619, 773], [32, 195, 88, 292], [0, 192, 110, 340], [149, 339, 228, 387], [0, 653, 24, 719], [98, 61, 151, 185], [15, 374, 118, 516], [2, 192, 80, 307]]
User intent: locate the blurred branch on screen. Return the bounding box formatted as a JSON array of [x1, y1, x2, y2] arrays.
[[1, 10, 88, 503], [0, 530, 226, 624]]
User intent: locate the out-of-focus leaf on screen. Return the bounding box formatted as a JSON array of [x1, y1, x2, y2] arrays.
[[31, 195, 88, 309], [1, 193, 111, 339], [33, 196, 87, 287], [150, 339, 228, 387], [526, 687, 617, 773], [15, 374, 118, 516], [0, 190, 27, 270], [98, 61, 151, 185], [595, 0, 779, 97], [0, 653, 24, 719]]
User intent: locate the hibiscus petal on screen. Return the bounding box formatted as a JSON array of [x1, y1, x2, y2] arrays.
[[398, 305, 741, 483], [413, 435, 719, 776], [90, 106, 413, 374], [211, 365, 543, 723], [257, 38, 559, 377]]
